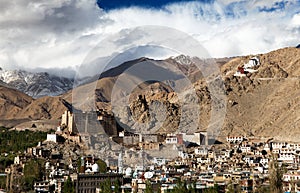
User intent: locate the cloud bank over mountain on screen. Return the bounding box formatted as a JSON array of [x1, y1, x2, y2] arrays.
[[0, 0, 299, 76]]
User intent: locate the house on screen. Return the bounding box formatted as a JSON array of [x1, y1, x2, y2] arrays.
[[226, 136, 244, 143], [182, 131, 208, 146], [34, 181, 51, 193], [278, 153, 295, 163], [153, 158, 167, 166], [241, 145, 252, 153], [46, 134, 63, 143], [271, 142, 287, 149], [165, 134, 178, 144], [195, 148, 208, 156], [234, 67, 246, 77], [260, 158, 268, 166], [244, 57, 260, 69], [138, 142, 160, 150]]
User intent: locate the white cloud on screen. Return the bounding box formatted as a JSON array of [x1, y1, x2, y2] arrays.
[[291, 13, 300, 27], [0, 0, 299, 77], [98, 1, 300, 57], [0, 0, 103, 71]]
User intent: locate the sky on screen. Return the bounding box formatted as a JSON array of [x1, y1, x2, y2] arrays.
[[0, 0, 300, 77]]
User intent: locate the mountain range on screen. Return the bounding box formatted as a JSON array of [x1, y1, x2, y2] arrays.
[[0, 47, 300, 142], [0, 68, 73, 98]]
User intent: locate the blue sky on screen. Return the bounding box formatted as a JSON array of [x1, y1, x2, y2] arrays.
[[97, 0, 294, 11], [97, 0, 298, 17], [0, 0, 299, 75], [97, 0, 213, 10]]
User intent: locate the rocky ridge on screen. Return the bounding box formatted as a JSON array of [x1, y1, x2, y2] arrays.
[[0, 47, 299, 142], [97, 47, 300, 141], [0, 68, 73, 98]]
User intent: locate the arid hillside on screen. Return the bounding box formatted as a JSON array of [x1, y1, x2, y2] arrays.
[[0, 47, 300, 142], [62, 47, 300, 141], [0, 86, 71, 127], [220, 47, 300, 141], [0, 86, 33, 119]]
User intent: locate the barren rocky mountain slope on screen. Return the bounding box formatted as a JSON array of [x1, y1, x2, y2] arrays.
[[220, 47, 300, 141], [0, 86, 71, 126], [59, 47, 300, 141], [0, 47, 300, 142], [0, 86, 33, 119]]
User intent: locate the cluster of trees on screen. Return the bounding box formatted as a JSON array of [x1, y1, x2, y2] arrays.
[[63, 177, 75, 193], [0, 127, 47, 153], [0, 176, 6, 190], [0, 127, 48, 190], [96, 159, 108, 173], [0, 154, 14, 171], [268, 155, 285, 193], [99, 179, 122, 193], [169, 180, 198, 193], [22, 159, 46, 191]]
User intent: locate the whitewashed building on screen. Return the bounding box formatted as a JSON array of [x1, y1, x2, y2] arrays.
[[226, 136, 244, 143]]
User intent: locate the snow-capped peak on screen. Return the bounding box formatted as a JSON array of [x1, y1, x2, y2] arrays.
[[172, 55, 193, 65], [0, 68, 73, 98]]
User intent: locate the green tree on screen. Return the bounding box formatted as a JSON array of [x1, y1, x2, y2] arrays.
[[77, 158, 81, 171], [96, 159, 108, 173], [0, 128, 47, 153], [204, 184, 218, 193], [0, 176, 6, 189], [100, 178, 112, 193], [0, 155, 14, 172], [157, 183, 162, 193], [226, 180, 241, 193], [145, 180, 154, 193], [255, 185, 270, 193], [226, 181, 234, 193], [188, 182, 196, 193], [63, 177, 75, 193], [269, 155, 284, 193], [23, 159, 45, 190], [114, 180, 121, 193], [290, 179, 296, 193], [171, 179, 188, 193]]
